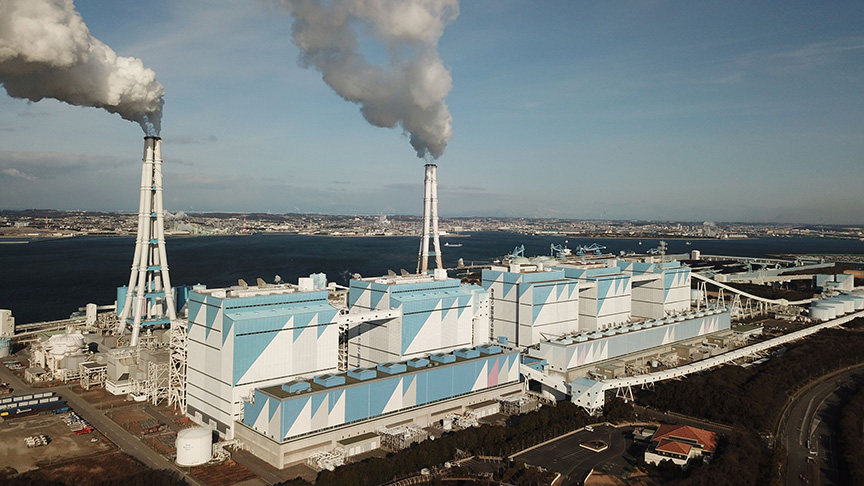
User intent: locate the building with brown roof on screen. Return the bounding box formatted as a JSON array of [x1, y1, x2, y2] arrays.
[[644, 424, 718, 467]]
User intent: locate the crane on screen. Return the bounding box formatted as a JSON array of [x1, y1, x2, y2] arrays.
[[575, 243, 606, 256]]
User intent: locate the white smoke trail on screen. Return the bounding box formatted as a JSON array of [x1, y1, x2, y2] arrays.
[[0, 0, 164, 135], [281, 0, 458, 159]]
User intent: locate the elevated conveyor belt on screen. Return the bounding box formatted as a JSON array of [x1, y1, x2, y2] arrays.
[[564, 309, 864, 413], [691, 272, 815, 306]]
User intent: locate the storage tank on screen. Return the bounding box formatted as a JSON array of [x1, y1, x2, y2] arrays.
[[690, 250, 701, 260], [0, 337, 10, 358], [810, 305, 834, 321], [836, 296, 856, 313], [175, 427, 212, 466], [847, 294, 864, 310], [47, 332, 85, 356], [822, 299, 847, 315]]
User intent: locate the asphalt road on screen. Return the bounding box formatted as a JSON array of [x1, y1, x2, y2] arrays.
[[0, 356, 32, 394], [781, 367, 864, 486], [514, 424, 633, 486]]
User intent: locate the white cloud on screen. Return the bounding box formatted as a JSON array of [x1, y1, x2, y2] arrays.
[[1, 167, 36, 180]]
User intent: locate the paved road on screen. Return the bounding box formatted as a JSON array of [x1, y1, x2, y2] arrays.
[[781, 367, 864, 486], [515, 424, 633, 486], [0, 357, 32, 394]]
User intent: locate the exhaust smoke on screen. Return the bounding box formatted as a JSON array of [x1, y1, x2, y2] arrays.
[[280, 0, 458, 159], [0, 0, 164, 135]]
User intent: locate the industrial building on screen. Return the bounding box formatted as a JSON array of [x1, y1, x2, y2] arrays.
[[346, 273, 489, 367], [236, 344, 521, 468], [481, 263, 581, 346], [185, 280, 341, 438], [527, 308, 731, 376]]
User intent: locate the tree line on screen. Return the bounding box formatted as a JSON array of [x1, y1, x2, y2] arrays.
[[638, 327, 864, 430], [278, 398, 634, 486], [837, 381, 864, 485]]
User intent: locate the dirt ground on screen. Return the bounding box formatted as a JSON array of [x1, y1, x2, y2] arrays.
[[189, 460, 258, 486], [586, 474, 628, 486], [101, 397, 197, 459], [0, 411, 112, 473], [14, 451, 154, 486], [586, 467, 661, 486], [73, 384, 134, 410]]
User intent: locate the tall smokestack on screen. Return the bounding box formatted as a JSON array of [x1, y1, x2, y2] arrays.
[[417, 164, 443, 274], [117, 137, 176, 346]]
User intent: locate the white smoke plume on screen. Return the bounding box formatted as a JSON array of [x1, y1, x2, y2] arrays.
[[0, 0, 164, 135], [281, 0, 458, 159]]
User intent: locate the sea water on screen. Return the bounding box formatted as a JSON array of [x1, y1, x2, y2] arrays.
[[1, 232, 861, 324]]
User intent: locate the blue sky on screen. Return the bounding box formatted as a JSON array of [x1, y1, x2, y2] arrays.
[[1, 1, 862, 224]]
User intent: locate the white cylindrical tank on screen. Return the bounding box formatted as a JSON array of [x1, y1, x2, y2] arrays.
[[47, 332, 85, 357], [810, 305, 834, 321], [690, 250, 701, 260], [823, 299, 846, 315], [836, 296, 856, 313], [847, 295, 864, 310], [175, 427, 212, 466]]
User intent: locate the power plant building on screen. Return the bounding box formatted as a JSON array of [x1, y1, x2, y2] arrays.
[[527, 309, 731, 373], [552, 264, 632, 331], [185, 284, 340, 438], [346, 275, 489, 368], [481, 264, 581, 347], [236, 345, 521, 468], [618, 261, 691, 319]]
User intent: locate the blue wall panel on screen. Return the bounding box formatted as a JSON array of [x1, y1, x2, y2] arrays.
[[345, 385, 371, 423]]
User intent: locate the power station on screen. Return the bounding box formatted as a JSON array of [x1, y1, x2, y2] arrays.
[[3, 137, 863, 472]]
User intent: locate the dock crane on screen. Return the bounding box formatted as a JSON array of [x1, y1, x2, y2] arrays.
[[575, 243, 606, 256], [550, 242, 572, 258]]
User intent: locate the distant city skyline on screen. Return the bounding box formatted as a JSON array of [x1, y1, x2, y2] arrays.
[[1, 1, 863, 224]]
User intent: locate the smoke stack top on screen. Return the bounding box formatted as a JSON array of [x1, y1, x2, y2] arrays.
[[0, 0, 164, 135], [281, 0, 458, 160]]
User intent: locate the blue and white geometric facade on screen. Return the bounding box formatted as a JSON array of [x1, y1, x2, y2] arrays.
[[186, 285, 340, 437], [482, 264, 581, 347], [528, 308, 731, 372], [619, 261, 691, 319], [553, 264, 632, 331], [243, 345, 519, 442], [347, 275, 488, 368]]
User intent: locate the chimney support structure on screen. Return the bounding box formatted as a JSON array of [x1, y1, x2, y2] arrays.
[[417, 163, 443, 274], [117, 137, 176, 346]]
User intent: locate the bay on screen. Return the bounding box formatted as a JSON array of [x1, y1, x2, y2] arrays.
[[1, 232, 862, 324]]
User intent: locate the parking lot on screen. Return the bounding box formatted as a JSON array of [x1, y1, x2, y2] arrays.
[[515, 424, 639, 486]]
